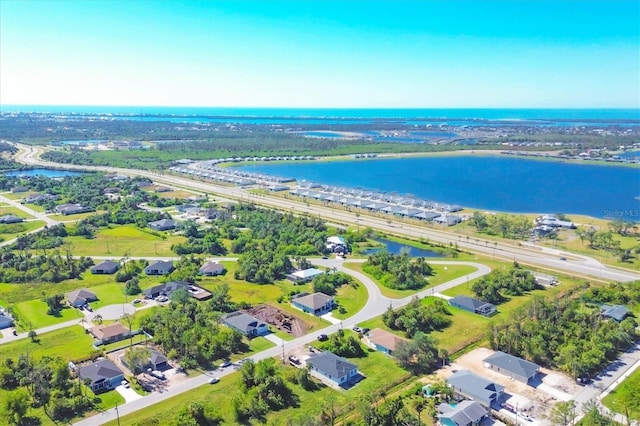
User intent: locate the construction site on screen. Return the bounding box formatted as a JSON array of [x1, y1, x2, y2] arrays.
[[245, 304, 309, 337]]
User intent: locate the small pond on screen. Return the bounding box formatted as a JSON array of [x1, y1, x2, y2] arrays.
[[4, 168, 87, 178], [361, 238, 444, 257]]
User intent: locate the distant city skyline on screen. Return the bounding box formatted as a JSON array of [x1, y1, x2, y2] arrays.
[[1, 0, 638, 108]]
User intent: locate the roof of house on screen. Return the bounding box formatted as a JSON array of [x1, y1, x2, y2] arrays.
[[307, 351, 357, 378], [150, 350, 168, 366], [447, 370, 504, 404], [601, 304, 630, 322], [483, 351, 540, 379], [367, 328, 408, 352], [327, 236, 347, 245], [221, 311, 266, 332], [438, 400, 486, 425], [291, 268, 325, 279], [91, 260, 119, 271], [450, 296, 495, 310], [78, 359, 123, 385], [146, 260, 174, 270], [149, 219, 175, 228], [0, 314, 13, 326], [144, 281, 189, 296], [66, 288, 97, 304], [90, 323, 130, 340], [199, 262, 226, 274], [291, 292, 334, 310]]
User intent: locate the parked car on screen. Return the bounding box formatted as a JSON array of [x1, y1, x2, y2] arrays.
[[208, 377, 220, 384], [361, 328, 370, 334], [147, 369, 165, 380], [121, 380, 130, 388], [318, 334, 328, 341], [352, 326, 362, 333], [132, 298, 141, 304], [288, 355, 300, 365], [219, 360, 232, 368]]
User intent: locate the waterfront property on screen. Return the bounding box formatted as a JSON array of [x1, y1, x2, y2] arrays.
[[145, 260, 174, 275], [220, 311, 269, 337], [447, 369, 504, 408], [76, 359, 124, 394], [66, 288, 98, 307], [291, 292, 334, 315], [449, 296, 497, 316], [364, 328, 408, 356], [90, 259, 120, 274], [483, 351, 541, 385], [287, 268, 325, 284], [437, 400, 488, 426], [306, 351, 359, 387]]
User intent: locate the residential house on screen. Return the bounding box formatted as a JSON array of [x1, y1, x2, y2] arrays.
[[147, 350, 169, 371], [220, 311, 269, 337], [326, 236, 349, 253], [433, 215, 463, 226], [102, 187, 121, 194], [11, 186, 29, 193], [437, 400, 488, 426], [199, 261, 226, 276], [0, 314, 14, 329], [143, 281, 212, 301], [447, 370, 504, 408], [90, 323, 131, 344], [449, 296, 497, 317], [90, 260, 120, 275], [601, 304, 630, 322], [287, 268, 325, 284], [23, 193, 57, 203], [55, 203, 93, 215], [145, 260, 174, 275], [76, 359, 124, 394], [307, 351, 359, 387], [66, 288, 98, 307], [365, 328, 408, 356], [291, 292, 334, 316], [0, 214, 24, 224], [483, 351, 541, 384], [148, 219, 176, 231]]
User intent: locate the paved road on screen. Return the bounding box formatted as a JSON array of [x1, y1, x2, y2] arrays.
[[74, 259, 490, 425], [0, 191, 59, 226], [14, 144, 639, 283]]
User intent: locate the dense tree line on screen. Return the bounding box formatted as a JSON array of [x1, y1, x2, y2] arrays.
[[394, 332, 443, 375], [232, 359, 299, 423], [362, 251, 432, 290], [470, 211, 533, 240], [579, 281, 640, 307], [383, 298, 452, 337], [0, 248, 93, 283], [471, 262, 538, 304], [0, 355, 95, 423], [171, 221, 226, 255], [138, 285, 246, 368], [489, 295, 637, 378]]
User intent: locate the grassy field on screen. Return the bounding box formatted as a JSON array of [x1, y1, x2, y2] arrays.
[[332, 280, 368, 319], [50, 211, 105, 221], [0, 219, 46, 242], [12, 299, 81, 329], [22, 202, 46, 212], [0, 326, 95, 364], [602, 366, 640, 420], [104, 349, 410, 426], [158, 190, 194, 199], [344, 262, 479, 299], [64, 223, 186, 257], [0, 205, 33, 218]]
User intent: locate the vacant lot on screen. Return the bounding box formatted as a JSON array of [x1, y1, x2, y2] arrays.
[[0, 325, 95, 364]]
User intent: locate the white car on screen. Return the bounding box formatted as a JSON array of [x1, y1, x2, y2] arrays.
[[208, 377, 220, 384], [121, 380, 130, 388]]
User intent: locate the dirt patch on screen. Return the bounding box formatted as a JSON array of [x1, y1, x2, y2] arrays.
[[244, 304, 309, 337]]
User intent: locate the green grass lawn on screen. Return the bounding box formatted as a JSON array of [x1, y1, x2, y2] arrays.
[[158, 190, 194, 199], [0, 326, 96, 364], [332, 280, 368, 320], [50, 211, 107, 222], [602, 366, 640, 420], [0, 206, 33, 218], [99, 333, 149, 352], [1, 191, 31, 200], [104, 349, 410, 426], [12, 299, 81, 329], [0, 219, 46, 242], [22, 202, 46, 212], [64, 223, 186, 257], [344, 262, 478, 299]]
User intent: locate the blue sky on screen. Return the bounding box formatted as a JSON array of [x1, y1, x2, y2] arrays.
[[1, 0, 638, 108]]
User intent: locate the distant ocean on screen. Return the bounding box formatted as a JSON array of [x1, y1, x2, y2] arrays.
[[2, 105, 640, 121]]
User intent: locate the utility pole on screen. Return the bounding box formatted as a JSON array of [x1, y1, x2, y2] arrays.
[[115, 401, 121, 426]]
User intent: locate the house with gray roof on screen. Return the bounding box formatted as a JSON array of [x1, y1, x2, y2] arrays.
[[55, 203, 93, 215], [447, 370, 504, 408], [148, 350, 169, 371], [449, 296, 497, 317], [145, 260, 174, 275], [437, 400, 488, 426], [148, 219, 176, 231], [199, 261, 226, 276], [306, 351, 359, 387], [0, 214, 24, 224], [291, 292, 334, 315], [76, 359, 124, 394], [601, 304, 630, 322], [66, 288, 98, 307], [483, 351, 541, 384], [90, 259, 120, 274], [0, 314, 14, 329], [220, 311, 269, 337]]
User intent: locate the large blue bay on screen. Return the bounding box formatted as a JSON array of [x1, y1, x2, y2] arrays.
[[238, 156, 640, 219]]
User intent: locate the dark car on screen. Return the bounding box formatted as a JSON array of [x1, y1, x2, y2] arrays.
[[318, 334, 328, 341]]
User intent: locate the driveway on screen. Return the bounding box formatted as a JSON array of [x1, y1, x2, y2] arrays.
[[263, 333, 285, 346], [94, 303, 136, 320], [116, 384, 142, 403]]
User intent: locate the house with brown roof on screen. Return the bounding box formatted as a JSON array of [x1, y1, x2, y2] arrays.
[[90, 323, 131, 344], [364, 328, 408, 356], [66, 288, 98, 307]]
